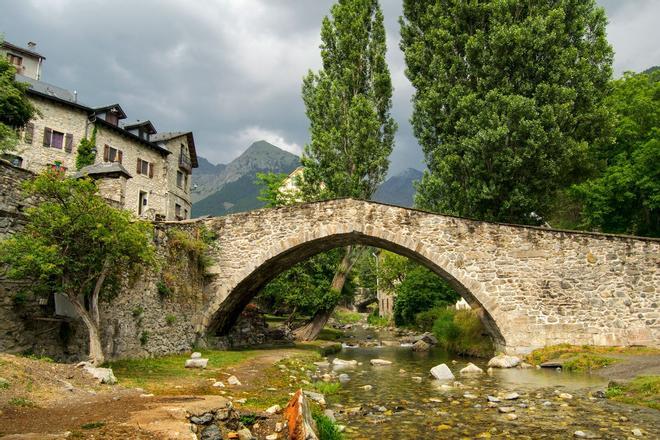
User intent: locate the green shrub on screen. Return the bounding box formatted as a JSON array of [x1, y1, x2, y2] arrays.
[[414, 306, 447, 332], [332, 309, 361, 325], [140, 331, 149, 346], [432, 308, 493, 357], [132, 306, 144, 318], [367, 313, 389, 327], [165, 315, 177, 325], [239, 414, 258, 427], [157, 281, 172, 298], [81, 421, 105, 430], [0, 378, 9, 389], [12, 291, 29, 306], [312, 409, 343, 440]]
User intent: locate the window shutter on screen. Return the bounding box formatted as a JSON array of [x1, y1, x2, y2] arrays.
[[148, 163, 154, 178], [136, 158, 141, 174], [25, 123, 34, 144], [103, 145, 109, 162], [43, 127, 52, 147], [117, 150, 123, 164], [64, 133, 73, 153]]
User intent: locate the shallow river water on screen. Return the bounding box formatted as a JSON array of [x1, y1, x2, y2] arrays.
[[319, 332, 659, 439]]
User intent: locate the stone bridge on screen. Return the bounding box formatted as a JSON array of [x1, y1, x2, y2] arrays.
[[199, 199, 659, 354]]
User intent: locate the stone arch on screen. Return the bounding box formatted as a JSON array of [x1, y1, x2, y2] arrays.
[[202, 223, 507, 349]]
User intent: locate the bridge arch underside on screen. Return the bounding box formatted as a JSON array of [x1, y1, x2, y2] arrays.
[[205, 231, 507, 350]]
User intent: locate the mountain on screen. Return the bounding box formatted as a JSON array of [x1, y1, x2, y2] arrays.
[[192, 141, 300, 217], [372, 168, 423, 208]]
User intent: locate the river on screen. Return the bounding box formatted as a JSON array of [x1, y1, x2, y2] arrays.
[[317, 329, 660, 439]]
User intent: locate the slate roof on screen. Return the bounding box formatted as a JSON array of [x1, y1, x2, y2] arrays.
[[16, 74, 76, 102], [73, 162, 133, 179], [2, 41, 46, 59]]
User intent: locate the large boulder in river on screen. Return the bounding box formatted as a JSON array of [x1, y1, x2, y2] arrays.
[[419, 332, 438, 345], [459, 363, 484, 375], [412, 340, 431, 352], [430, 363, 455, 381], [332, 358, 358, 367], [487, 354, 521, 368]]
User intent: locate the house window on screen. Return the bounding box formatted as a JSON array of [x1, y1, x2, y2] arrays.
[[175, 203, 182, 220], [7, 53, 22, 66], [105, 113, 118, 126], [136, 158, 154, 178], [103, 145, 123, 163], [43, 128, 73, 152], [184, 209, 188, 219], [176, 170, 184, 189]]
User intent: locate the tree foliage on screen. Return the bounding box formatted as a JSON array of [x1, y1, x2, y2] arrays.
[[569, 70, 660, 236], [300, 0, 396, 201], [255, 172, 297, 207], [75, 126, 97, 170], [401, 0, 613, 223], [0, 172, 155, 364], [0, 53, 37, 154]]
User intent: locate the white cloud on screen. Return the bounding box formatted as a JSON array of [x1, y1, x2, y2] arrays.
[[228, 125, 303, 156]]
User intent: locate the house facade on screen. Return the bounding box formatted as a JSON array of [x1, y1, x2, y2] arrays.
[[3, 41, 198, 221]]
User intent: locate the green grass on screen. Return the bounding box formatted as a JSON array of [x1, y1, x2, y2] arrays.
[[606, 376, 660, 410], [0, 378, 10, 390], [9, 397, 34, 407], [526, 344, 660, 366], [562, 354, 617, 372], [106, 350, 263, 393], [314, 381, 341, 395]]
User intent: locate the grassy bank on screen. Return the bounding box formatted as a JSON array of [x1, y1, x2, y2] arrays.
[[606, 376, 660, 410], [526, 344, 660, 372]]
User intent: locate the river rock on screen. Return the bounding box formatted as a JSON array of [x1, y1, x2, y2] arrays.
[[338, 373, 351, 383], [498, 406, 515, 413], [304, 390, 326, 405], [314, 361, 330, 368], [201, 424, 222, 440], [81, 364, 117, 384], [419, 332, 438, 345], [212, 381, 225, 387], [237, 428, 255, 440], [265, 435, 277, 440], [360, 385, 373, 391], [503, 392, 520, 400], [265, 404, 281, 414], [487, 354, 521, 368], [631, 428, 643, 436], [412, 376, 423, 382], [558, 392, 573, 400], [487, 395, 500, 402], [574, 430, 600, 438], [190, 413, 214, 425], [505, 413, 518, 421], [412, 340, 431, 352], [370, 359, 392, 366], [185, 358, 209, 369], [430, 363, 455, 381], [332, 358, 358, 367], [459, 363, 484, 375], [227, 375, 242, 386], [191, 352, 202, 359]]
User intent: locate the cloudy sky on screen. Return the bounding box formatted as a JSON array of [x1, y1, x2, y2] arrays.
[[2, 0, 658, 174]]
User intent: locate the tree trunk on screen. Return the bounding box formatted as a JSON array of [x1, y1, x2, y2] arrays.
[[70, 296, 105, 365], [294, 246, 357, 341], [89, 260, 110, 327]]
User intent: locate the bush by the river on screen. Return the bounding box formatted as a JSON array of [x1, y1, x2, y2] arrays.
[[431, 308, 493, 357]]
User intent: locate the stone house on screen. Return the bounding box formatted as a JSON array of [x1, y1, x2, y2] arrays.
[[2, 41, 198, 221], [1, 40, 45, 80]]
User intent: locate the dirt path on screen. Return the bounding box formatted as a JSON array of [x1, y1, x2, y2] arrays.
[[595, 354, 660, 382], [0, 349, 313, 439]]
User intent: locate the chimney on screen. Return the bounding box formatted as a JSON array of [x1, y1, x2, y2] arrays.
[[27, 41, 37, 49]]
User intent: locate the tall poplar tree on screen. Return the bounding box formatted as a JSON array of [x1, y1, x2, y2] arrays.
[[294, 0, 396, 340], [401, 0, 613, 224]]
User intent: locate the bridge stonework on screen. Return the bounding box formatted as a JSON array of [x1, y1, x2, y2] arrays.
[[200, 199, 659, 354]]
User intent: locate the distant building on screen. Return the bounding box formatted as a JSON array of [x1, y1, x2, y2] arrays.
[[2, 40, 198, 221], [1, 40, 45, 80]]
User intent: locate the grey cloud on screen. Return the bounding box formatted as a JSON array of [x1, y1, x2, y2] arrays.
[[1, 0, 657, 175]]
